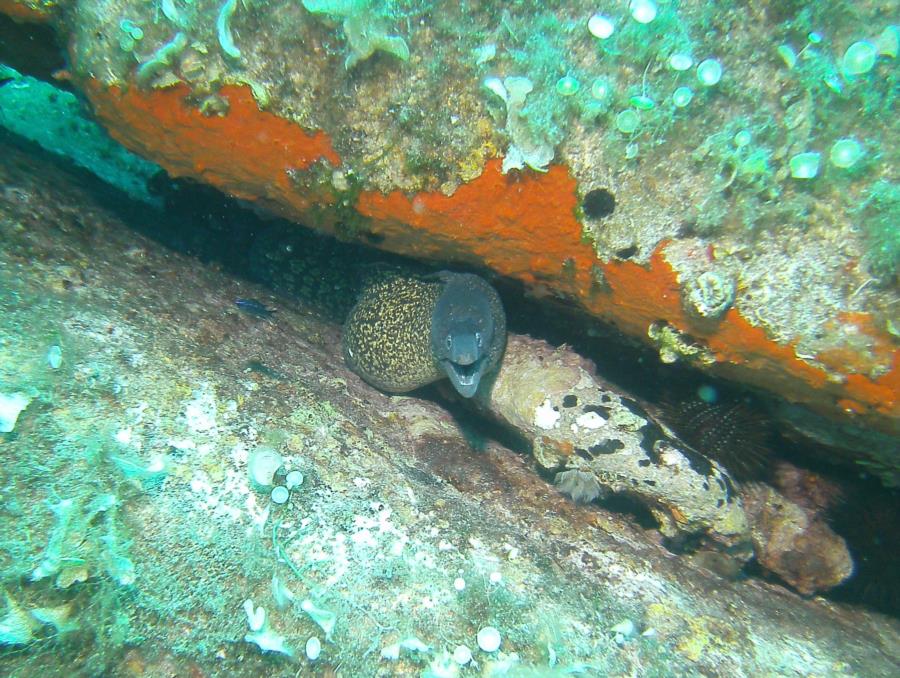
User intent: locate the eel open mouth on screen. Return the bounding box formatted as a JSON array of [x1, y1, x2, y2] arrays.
[[442, 358, 484, 398]]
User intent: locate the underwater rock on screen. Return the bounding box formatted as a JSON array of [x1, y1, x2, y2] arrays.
[[1, 139, 899, 677], [741, 484, 853, 596], [4, 0, 896, 454], [681, 269, 736, 321]]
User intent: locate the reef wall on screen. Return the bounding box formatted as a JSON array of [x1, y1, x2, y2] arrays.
[[2, 1, 897, 473], [1, 134, 898, 678]]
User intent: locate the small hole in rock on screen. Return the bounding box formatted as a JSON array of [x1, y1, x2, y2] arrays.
[[583, 188, 616, 219], [615, 245, 638, 259]]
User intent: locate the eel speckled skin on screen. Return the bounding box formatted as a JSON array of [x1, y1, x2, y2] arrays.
[[342, 272, 506, 398]]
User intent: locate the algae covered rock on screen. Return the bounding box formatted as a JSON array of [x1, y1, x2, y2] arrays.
[[3, 0, 897, 474], [1, 129, 898, 678]]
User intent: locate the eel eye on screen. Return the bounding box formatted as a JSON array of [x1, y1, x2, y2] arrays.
[[446, 335, 453, 350], [475, 331, 482, 347]]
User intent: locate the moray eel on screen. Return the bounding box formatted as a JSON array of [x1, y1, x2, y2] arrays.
[[430, 272, 507, 397], [342, 272, 506, 398]]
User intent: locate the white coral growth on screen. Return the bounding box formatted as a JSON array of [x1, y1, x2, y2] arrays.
[[555, 469, 604, 504]]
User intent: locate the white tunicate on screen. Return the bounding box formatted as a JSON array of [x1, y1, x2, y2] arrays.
[[381, 643, 401, 660], [697, 58, 723, 86], [243, 599, 266, 632], [453, 645, 473, 665], [477, 626, 501, 652], [453, 577, 466, 591], [271, 486, 290, 504], [789, 152, 821, 179], [534, 399, 561, 429], [0, 393, 30, 433], [611, 619, 635, 636], [47, 345, 62, 369], [474, 43, 496, 65], [668, 53, 693, 71], [483, 76, 507, 102], [588, 14, 615, 39], [630, 0, 657, 24], [830, 138, 864, 168], [575, 411, 606, 429], [591, 77, 612, 100], [305, 636, 322, 661], [841, 40, 877, 76], [285, 470, 304, 490], [247, 446, 283, 487], [672, 86, 694, 108]]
